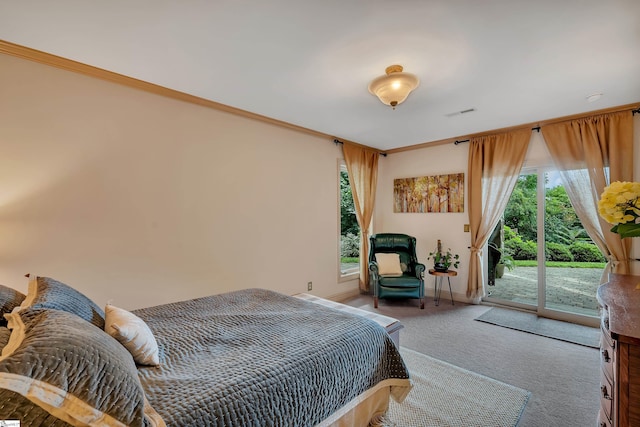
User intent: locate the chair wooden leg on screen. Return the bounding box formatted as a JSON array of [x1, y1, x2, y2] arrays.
[[420, 298, 424, 309], [374, 297, 379, 308]]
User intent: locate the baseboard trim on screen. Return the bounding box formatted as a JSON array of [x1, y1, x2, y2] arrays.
[[326, 288, 362, 303]]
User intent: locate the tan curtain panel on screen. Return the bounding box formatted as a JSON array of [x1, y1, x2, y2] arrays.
[[342, 142, 380, 292], [467, 129, 530, 300], [541, 111, 634, 278]]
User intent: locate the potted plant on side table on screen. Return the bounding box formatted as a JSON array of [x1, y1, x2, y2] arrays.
[[428, 239, 460, 272]]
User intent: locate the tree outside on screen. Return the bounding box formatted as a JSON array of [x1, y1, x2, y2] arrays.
[[340, 169, 359, 272], [501, 174, 605, 263]]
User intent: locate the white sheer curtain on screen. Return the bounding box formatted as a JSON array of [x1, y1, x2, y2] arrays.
[[541, 111, 634, 279], [555, 168, 614, 281], [467, 129, 531, 300]]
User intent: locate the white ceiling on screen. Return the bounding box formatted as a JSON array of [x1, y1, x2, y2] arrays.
[[1, 1, 639, 151]]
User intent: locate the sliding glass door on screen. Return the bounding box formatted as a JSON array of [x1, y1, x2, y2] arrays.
[[484, 169, 602, 327], [486, 173, 538, 309], [540, 170, 601, 324]]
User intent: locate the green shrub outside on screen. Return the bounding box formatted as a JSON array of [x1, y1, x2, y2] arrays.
[[545, 242, 574, 262], [569, 241, 606, 262], [340, 233, 360, 258], [503, 225, 536, 260], [503, 225, 606, 263], [505, 237, 537, 260], [503, 225, 517, 241]]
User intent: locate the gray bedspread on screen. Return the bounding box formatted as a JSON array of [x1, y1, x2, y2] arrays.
[[133, 288, 410, 427]]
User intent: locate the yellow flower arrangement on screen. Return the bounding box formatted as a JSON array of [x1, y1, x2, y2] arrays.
[[598, 181, 640, 238]]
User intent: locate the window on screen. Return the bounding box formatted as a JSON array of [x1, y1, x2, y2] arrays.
[[339, 162, 359, 277]]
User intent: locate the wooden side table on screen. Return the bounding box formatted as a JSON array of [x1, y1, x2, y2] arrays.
[[428, 269, 457, 306]]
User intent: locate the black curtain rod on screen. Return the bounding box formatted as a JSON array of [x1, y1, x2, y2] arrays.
[[333, 139, 387, 157], [453, 126, 541, 145]]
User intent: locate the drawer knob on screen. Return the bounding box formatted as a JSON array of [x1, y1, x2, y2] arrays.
[[601, 385, 612, 400], [602, 349, 610, 362]]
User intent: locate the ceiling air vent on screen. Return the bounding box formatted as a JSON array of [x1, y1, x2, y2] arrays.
[[445, 108, 476, 117]]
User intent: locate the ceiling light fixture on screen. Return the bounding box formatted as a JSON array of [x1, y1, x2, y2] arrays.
[[368, 65, 420, 109]]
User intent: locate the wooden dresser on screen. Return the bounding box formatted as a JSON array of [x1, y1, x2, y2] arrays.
[[597, 274, 640, 427]]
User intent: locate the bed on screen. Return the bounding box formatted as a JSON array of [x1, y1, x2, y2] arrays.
[[0, 277, 412, 426]]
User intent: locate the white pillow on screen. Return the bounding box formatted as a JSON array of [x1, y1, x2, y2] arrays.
[[375, 253, 403, 276], [104, 304, 160, 366]]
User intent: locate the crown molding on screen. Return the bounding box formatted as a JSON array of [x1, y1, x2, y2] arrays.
[[3, 39, 635, 156], [0, 39, 342, 143], [386, 102, 640, 154]]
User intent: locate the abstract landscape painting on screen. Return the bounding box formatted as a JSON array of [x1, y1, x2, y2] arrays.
[[394, 173, 464, 213]]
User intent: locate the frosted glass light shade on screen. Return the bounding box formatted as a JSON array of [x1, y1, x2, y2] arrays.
[[368, 65, 419, 108]]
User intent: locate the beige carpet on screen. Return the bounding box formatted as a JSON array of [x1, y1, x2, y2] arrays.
[[386, 348, 530, 427]]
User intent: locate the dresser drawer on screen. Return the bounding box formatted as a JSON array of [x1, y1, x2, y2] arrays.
[[601, 330, 616, 382], [600, 368, 615, 423], [601, 325, 615, 349], [598, 408, 612, 427], [601, 306, 610, 333]]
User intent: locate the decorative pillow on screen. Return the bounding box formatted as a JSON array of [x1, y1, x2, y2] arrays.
[[20, 276, 105, 329], [105, 304, 160, 366], [375, 253, 404, 276], [0, 307, 164, 427], [0, 284, 25, 327]]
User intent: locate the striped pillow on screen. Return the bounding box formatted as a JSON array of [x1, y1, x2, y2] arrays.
[[0, 307, 164, 427]]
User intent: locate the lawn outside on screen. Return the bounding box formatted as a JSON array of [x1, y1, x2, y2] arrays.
[[341, 260, 359, 275]]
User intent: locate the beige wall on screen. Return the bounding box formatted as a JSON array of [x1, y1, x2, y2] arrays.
[[376, 115, 640, 301], [375, 143, 471, 301], [0, 53, 358, 309]]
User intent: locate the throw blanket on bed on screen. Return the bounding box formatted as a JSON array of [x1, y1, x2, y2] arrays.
[[133, 288, 411, 427]]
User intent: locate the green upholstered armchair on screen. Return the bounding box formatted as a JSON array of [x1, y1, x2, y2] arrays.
[[369, 233, 425, 309]]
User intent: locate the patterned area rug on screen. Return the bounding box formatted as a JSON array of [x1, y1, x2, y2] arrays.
[[383, 348, 530, 427], [475, 307, 600, 348]]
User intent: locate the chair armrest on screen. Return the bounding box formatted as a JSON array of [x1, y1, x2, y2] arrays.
[[414, 263, 426, 279], [369, 262, 380, 296], [369, 262, 380, 282], [369, 261, 379, 274]]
